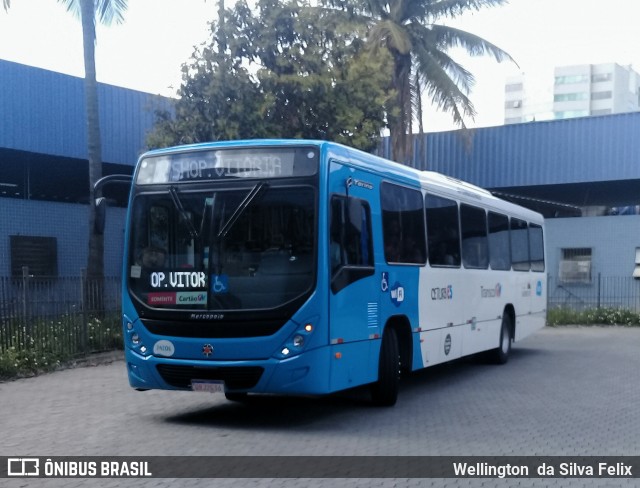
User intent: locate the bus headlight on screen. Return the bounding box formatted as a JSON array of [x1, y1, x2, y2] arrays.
[[274, 323, 314, 359]]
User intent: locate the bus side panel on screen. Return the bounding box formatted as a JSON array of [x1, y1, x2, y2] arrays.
[[515, 273, 547, 341], [262, 346, 333, 394], [461, 269, 511, 357], [417, 266, 464, 368], [328, 341, 378, 392]]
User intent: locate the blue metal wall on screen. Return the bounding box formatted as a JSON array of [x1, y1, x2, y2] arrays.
[[546, 215, 640, 311], [0, 198, 126, 277], [0, 59, 168, 165], [379, 112, 640, 188], [546, 215, 640, 278], [4, 57, 639, 187]]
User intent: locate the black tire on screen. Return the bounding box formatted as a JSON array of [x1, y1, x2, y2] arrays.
[[225, 392, 249, 402], [370, 328, 400, 407], [490, 314, 512, 364]]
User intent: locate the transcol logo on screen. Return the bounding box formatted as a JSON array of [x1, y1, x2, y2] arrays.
[[481, 283, 502, 298]]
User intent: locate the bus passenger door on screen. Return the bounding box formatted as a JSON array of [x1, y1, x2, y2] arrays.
[[327, 161, 379, 391]]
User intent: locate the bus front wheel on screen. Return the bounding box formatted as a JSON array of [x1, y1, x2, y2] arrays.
[[370, 328, 400, 407], [225, 392, 249, 402]]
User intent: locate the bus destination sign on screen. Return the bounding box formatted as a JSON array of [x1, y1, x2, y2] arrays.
[[136, 147, 318, 184]]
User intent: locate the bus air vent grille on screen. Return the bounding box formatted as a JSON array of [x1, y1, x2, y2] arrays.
[[156, 364, 264, 390]]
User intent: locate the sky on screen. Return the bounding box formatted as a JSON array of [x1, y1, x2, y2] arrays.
[[1, 0, 639, 132]]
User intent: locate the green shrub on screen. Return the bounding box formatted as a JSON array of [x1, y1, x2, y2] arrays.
[[548, 307, 640, 326], [0, 345, 63, 380], [0, 313, 123, 380]]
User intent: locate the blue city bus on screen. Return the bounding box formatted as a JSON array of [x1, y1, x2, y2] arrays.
[[115, 139, 546, 406]]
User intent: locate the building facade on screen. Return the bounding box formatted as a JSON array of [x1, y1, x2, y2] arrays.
[[505, 63, 640, 124], [0, 59, 168, 277], [3, 59, 640, 313]]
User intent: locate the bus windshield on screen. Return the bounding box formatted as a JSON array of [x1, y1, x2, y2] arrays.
[[128, 185, 316, 311]]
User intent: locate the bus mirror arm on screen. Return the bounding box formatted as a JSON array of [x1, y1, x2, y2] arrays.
[[94, 174, 133, 194], [92, 174, 133, 235]]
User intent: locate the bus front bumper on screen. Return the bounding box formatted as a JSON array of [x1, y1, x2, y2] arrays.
[[125, 346, 332, 396]]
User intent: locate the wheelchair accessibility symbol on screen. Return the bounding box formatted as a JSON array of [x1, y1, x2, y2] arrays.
[[212, 274, 229, 294], [381, 272, 389, 292]]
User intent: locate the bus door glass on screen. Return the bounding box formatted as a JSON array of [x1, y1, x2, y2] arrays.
[[327, 162, 377, 374]]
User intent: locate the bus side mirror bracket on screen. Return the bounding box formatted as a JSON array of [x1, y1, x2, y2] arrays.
[[93, 174, 133, 235]]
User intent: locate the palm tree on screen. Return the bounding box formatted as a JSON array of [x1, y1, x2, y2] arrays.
[[3, 0, 128, 283], [357, 0, 514, 163]]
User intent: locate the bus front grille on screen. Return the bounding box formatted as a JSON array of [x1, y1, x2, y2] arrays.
[[156, 364, 264, 390]]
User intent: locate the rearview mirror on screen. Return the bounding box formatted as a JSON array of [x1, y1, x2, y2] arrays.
[[95, 197, 107, 235]]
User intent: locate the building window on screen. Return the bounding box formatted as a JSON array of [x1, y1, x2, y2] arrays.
[[591, 91, 612, 100], [559, 248, 592, 284], [591, 73, 612, 83], [554, 92, 588, 102], [555, 74, 589, 85], [10, 235, 58, 277], [554, 110, 589, 119], [634, 248, 640, 279], [591, 108, 612, 116], [505, 83, 523, 92]]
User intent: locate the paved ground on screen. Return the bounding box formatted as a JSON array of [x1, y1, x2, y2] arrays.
[[1, 326, 639, 487]]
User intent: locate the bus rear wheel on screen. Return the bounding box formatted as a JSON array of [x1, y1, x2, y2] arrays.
[[490, 314, 512, 364], [370, 328, 400, 407]]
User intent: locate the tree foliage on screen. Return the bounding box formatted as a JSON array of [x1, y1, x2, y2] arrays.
[[147, 0, 392, 152], [340, 0, 514, 163]]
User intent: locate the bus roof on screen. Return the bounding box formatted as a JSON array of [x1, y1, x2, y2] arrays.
[[141, 139, 543, 223]]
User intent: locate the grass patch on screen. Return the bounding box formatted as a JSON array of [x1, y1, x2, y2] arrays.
[[0, 314, 123, 380], [547, 307, 640, 327]]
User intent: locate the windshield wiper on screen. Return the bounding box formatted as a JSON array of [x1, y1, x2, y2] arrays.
[[217, 182, 269, 238], [169, 186, 198, 239]]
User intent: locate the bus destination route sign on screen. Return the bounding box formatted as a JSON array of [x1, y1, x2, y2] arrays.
[[136, 147, 318, 184]]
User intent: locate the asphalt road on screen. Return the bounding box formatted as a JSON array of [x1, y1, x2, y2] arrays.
[[1, 326, 639, 487]]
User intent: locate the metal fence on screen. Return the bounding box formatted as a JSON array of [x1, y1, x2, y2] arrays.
[[2, 271, 639, 360], [0, 271, 122, 357], [548, 274, 640, 312]]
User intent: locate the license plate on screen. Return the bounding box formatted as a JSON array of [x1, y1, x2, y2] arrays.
[[191, 380, 224, 393]]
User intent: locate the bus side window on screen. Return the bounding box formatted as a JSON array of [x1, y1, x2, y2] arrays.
[[426, 194, 460, 267], [510, 217, 530, 271], [529, 223, 545, 272], [460, 204, 489, 269], [380, 182, 426, 264], [488, 211, 511, 270]]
